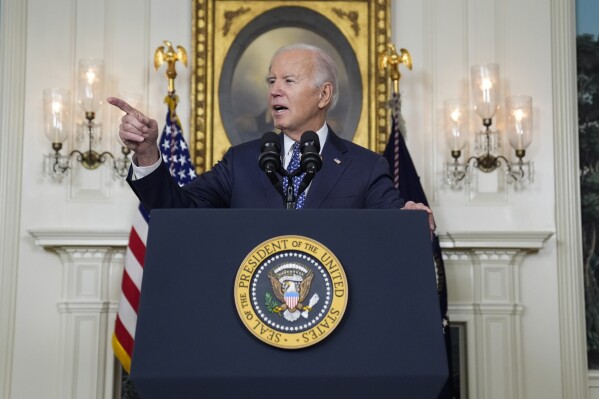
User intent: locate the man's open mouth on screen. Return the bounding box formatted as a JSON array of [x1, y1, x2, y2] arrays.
[[273, 105, 288, 113]]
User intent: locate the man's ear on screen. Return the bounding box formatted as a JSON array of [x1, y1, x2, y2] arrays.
[[318, 83, 333, 110]]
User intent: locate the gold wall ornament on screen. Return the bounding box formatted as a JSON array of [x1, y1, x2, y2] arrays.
[[378, 43, 412, 95], [191, 0, 391, 173], [331, 8, 360, 36], [154, 40, 188, 94], [223, 7, 251, 36]]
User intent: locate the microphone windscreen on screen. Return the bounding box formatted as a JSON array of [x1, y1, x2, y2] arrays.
[[300, 131, 320, 151], [261, 131, 280, 150]]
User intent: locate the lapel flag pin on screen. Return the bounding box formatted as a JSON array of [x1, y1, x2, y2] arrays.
[[334, 158, 341, 164]]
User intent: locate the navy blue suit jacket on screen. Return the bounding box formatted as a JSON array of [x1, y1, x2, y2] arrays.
[[128, 130, 405, 211]]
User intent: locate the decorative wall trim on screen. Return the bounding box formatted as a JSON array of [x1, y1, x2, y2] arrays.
[[30, 229, 128, 399], [0, 1, 28, 398], [589, 370, 599, 388], [441, 231, 552, 249], [30, 229, 129, 247], [550, 0, 589, 397]]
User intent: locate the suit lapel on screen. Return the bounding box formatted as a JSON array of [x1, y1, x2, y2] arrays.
[[258, 133, 286, 208], [259, 171, 285, 208], [304, 129, 350, 208]]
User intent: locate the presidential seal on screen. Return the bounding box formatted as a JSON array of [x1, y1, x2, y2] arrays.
[[234, 235, 348, 349]]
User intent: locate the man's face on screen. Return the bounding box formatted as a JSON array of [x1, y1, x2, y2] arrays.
[[267, 49, 328, 139]]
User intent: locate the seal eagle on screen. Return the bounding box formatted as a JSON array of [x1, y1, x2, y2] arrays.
[[268, 269, 315, 322]]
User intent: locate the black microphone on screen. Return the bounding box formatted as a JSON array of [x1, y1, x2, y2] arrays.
[[298, 131, 322, 195], [258, 132, 283, 196], [259, 132, 282, 174], [299, 131, 322, 174]]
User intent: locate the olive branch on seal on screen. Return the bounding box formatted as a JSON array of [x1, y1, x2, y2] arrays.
[[265, 292, 282, 315]]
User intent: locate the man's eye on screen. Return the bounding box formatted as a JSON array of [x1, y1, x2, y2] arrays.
[[286, 79, 295, 84]]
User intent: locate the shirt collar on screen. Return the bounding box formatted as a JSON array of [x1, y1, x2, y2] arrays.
[[283, 123, 329, 161]]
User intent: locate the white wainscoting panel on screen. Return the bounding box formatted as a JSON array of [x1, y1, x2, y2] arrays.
[[441, 231, 552, 399], [30, 229, 127, 399]]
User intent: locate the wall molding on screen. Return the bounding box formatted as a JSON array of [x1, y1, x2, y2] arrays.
[[29, 229, 129, 246], [0, 1, 28, 398], [550, 0, 589, 397], [441, 231, 553, 249]]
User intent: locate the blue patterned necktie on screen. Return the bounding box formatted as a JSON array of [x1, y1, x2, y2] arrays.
[[283, 142, 306, 209]]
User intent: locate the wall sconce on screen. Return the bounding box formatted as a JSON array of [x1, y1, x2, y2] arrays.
[[444, 64, 534, 187], [43, 58, 130, 179]]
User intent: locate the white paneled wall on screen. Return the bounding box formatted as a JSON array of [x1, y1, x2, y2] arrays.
[[0, 0, 27, 398], [5, 1, 190, 398], [0, 0, 589, 398]]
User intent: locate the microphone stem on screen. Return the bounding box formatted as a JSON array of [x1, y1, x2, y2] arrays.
[[285, 176, 296, 209]]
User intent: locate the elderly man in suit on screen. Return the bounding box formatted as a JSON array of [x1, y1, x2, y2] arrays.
[[108, 43, 433, 228]]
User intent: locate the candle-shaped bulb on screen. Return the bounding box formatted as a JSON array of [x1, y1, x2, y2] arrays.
[[51, 101, 62, 114], [513, 109, 525, 122], [85, 70, 96, 85], [506, 96, 533, 151], [445, 99, 468, 152], [77, 58, 104, 113], [450, 108, 461, 123], [481, 78, 493, 91], [471, 64, 499, 120], [44, 88, 71, 144]]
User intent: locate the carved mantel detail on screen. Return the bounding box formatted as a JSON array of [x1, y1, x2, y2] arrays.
[[29, 229, 128, 399], [439, 231, 553, 399]]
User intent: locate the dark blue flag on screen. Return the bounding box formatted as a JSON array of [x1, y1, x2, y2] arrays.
[[383, 93, 454, 399]]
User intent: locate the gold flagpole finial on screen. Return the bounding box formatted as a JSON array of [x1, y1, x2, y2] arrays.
[[154, 40, 188, 94], [378, 43, 412, 95]]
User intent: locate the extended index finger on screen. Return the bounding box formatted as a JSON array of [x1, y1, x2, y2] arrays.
[[107, 96, 151, 125], [107, 97, 134, 114]]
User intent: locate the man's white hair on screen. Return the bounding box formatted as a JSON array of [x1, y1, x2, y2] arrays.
[[271, 43, 339, 110]]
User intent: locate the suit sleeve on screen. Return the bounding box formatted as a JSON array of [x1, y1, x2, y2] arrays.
[[364, 156, 406, 209], [127, 148, 235, 212]]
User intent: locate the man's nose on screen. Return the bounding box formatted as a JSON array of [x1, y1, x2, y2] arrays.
[[269, 80, 283, 96]]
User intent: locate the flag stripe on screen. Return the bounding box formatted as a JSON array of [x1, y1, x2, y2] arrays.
[[121, 271, 141, 313], [117, 290, 139, 338], [124, 250, 144, 291], [114, 316, 135, 356], [128, 228, 146, 268]]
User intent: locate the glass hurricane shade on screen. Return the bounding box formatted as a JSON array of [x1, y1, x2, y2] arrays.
[[471, 64, 499, 120], [506, 95, 533, 151], [43, 88, 71, 143], [444, 99, 468, 152], [77, 58, 104, 113]]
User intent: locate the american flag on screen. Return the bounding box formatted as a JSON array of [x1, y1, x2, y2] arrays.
[[158, 95, 197, 186], [112, 94, 195, 373]]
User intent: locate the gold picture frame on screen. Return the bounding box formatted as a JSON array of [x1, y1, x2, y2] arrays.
[[191, 0, 391, 173]]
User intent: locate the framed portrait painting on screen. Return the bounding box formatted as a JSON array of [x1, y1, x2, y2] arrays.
[[191, 0, 391, 172]]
